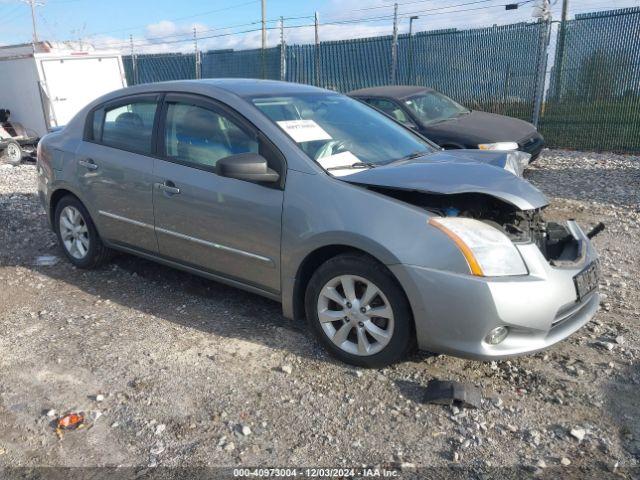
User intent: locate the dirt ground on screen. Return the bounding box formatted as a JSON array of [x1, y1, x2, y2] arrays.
[[0, 150, 638, 478]]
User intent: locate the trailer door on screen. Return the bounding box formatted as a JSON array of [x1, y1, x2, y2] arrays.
[[40, 56, 125, 128]]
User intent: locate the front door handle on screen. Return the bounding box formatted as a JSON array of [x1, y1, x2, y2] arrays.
[[156, 181, 181, 195], [78, 159, 98, 170]]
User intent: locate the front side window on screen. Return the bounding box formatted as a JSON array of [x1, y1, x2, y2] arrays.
[[101, 100, 157, 154], [252, 93, 435, 175], [164, 102, 258, 169], [366, 98, 411, 125], [404, 91, 469, 125]]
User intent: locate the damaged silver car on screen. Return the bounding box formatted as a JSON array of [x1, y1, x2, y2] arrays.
[[37, 80, 601, 368]]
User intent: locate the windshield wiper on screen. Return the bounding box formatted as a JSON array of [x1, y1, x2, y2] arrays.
[[390, 151, 426, 164], [327, 162, 377, 171]]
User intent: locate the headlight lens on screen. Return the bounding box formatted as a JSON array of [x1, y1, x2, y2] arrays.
[[478, 141, 519, 151], [429, 217, 528, 276]]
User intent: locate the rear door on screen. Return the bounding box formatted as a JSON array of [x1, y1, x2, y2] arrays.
[[75, 94, 160, 253], [152, 93, 284, 293]]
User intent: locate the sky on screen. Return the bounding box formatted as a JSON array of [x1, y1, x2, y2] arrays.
[[0, 0, 638, 53]]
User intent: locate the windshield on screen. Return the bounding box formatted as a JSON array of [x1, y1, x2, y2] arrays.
[[251, 93, 436, 176], [404, 91, 470, 125]]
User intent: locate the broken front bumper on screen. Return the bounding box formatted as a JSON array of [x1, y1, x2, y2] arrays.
[[390, 221, 599, 360]]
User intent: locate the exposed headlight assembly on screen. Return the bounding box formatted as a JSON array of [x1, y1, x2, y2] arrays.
[[429, 217, 528, 276], [478, 141, 519, 151]]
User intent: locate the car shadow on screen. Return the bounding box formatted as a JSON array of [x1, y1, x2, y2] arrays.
[[0, 191, 329, 363]]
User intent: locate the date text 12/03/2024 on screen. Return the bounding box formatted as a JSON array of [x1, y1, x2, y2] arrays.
[[233, 468, 401, 477]]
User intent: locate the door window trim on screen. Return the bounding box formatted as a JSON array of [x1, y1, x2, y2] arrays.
[[83, 93, 164, 157], [156, 92, 287, 189], [83, 90, 288, 188]]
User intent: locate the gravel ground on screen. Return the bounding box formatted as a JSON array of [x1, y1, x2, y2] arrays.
[[0, 150, 638, 478]]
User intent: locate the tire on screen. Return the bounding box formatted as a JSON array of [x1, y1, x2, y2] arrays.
[[305, 253, 414, 368], [1, 140, 23, 166], [54, 195, 112, 269]]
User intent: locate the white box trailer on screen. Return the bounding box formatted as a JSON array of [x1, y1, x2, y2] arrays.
[[0, 42, 127, 137]]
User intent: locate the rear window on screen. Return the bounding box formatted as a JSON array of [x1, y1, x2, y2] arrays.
[[97, 100, 158, 154]]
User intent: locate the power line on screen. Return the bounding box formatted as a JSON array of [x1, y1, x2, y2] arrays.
[[88, 0, 552, 51], [83, 0, 260, 38]]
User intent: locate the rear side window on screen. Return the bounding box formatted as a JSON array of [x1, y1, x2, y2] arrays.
[[163, 102, 258, 169], [100, 100, 157, 154]]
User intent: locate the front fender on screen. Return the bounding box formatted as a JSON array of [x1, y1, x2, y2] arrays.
[[280, 169, 471, 319]]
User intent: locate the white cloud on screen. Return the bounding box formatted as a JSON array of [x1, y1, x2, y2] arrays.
[[89, 0, 640, 55], [145, 20, 179, 38]]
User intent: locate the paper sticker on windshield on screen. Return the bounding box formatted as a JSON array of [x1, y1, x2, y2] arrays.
[[277, 120, 332, 143], [317, 151, 363, 177]]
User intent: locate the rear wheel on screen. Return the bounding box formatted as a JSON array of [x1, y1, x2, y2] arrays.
[[1, 141, 23, 166], [54, 195, 111, 269], [305, 254, 414, 368]]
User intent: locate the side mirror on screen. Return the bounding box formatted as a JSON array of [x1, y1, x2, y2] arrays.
[[216, 153, 280, 183]]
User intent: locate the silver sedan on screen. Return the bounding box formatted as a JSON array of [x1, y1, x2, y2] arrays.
[[37, 80, 600, 367]]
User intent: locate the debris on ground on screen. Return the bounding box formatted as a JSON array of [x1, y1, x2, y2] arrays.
[[55, 412, 86, 439], [423, 380, 482, 409], [34, 255, 59, 266]]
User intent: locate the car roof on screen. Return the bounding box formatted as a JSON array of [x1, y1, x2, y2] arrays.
[[123, 79, 331, 98], [348, 85, 434, 99]]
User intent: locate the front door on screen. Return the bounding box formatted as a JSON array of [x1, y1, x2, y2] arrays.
[[76, 95, 159, 253], [152, 94, 284, 293]]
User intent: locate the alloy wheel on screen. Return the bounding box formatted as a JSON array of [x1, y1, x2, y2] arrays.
[[317, 274, 395, 356], [59, 206, 90, 259]]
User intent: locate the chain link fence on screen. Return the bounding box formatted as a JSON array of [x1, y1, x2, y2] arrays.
[[122, 6, 640, 153], [540, 7, 640, 152]]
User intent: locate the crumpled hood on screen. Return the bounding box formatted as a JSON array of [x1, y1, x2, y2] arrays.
[[342, 150, 548, 210], [425, 110, 536, 144]]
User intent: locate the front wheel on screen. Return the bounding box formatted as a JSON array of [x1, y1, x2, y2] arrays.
[[305, 254, 414, 368]]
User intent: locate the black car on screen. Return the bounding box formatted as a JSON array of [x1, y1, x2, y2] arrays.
[[349, 86, 544, 161]]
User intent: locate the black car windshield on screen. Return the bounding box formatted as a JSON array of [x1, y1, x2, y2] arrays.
[[404, 91, 470, 125], [251, 93, 436, 175]]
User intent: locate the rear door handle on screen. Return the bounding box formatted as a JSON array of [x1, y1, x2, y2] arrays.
[[78, 159, 98, 170], [156, 181, 181, 195]]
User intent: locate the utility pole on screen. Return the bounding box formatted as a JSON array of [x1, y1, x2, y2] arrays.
[[390, 3, 399, 85], [408, 15, 419, 84], [261, 0, 267, 51], [193, 26, 201, 79], [130, 34, 138, 85], [314, 11, 320, 86], [553, 0, 569, 101], [279, 16, 286, 81], [532, 0, 551, 127], [261, 0, 266, 79], [21, 0, 43, 49]]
